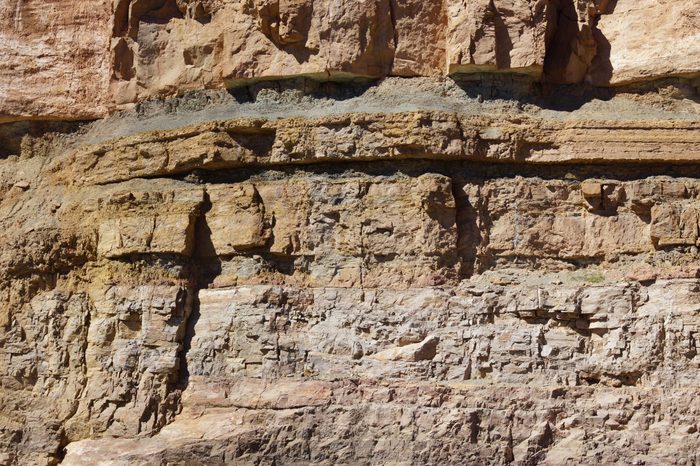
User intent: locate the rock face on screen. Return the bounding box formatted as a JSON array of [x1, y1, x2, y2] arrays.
[[0, 0, 112, 121], [2, 2, 700, 466], [2, 0, 700, 119], [591, 0, 700, 85]]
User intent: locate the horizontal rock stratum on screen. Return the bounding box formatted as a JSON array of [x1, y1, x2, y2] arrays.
[[2, 1, 700, 466], [1, 0, 700, 120]]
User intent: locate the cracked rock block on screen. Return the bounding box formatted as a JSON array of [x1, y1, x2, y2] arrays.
[[182, 278, 700, 387], [650, 202, 700, 247], [110, 0, 397, 101], [206, 174, 459, 288], [447, 0, 550, 76], [0, 269, 193, 462], [590, 0, 700, 85], [205, 184, 270, 255], [3, 0, 700, 118], [459, 177, 700, 269], [73, 280, 191, 439], [390, 0, 447, 77], [0, 0, 112, 120], [86, 182, 204, 258]]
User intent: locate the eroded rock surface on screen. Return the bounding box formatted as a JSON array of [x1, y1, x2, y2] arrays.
[[1, 1, 700, 464], [2, 0, 700, 119], [0, 0, 112, 120], [2, 93, 700, 462]]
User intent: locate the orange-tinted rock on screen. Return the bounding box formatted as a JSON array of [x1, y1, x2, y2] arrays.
[[0, 0, 112, 121], [589, 0, 700, 85], [390, 0, 447, 77], [543, 0, 598, 83], [2, 0, 700, 119], [448, 0, 550, 76]]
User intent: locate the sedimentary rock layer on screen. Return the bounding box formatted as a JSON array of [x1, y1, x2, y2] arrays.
[[49, 112, 700, 189], [2, 86, 700, 461], [2, 0, 700, 119], [2, 0, 700, 462]]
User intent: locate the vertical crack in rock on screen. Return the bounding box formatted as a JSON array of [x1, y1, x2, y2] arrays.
[[388, 0, 400, 66], [177, 188, 217, 390], [490, 1, 513, 69], [451, 176, 474, 278], [12, 159, 700, 463], [543, 0, 614, 84], [3, 8, 700, 455]]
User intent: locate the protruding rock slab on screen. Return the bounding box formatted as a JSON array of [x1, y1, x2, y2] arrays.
[[591, 0, 700, 85]]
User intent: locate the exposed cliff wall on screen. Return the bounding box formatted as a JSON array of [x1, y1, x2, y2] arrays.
[[1, 1, 700, 465], [1, 0, 699, 119]]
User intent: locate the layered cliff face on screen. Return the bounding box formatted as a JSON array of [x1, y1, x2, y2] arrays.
[[2, 1, 700, 465]]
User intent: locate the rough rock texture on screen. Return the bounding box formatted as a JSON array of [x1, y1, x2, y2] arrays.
[[0, 0, 112, 121], [591, 0, 700, 85], [1, 77, 700, 463], [2, 0, 700, 119], [2, 2, 700, 465]]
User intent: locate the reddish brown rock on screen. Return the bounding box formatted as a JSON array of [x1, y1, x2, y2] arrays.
[[2, 2, 700, 465], [590, 0, 700, 85], [447, 0, 550, 76], [0, 0, 112, 121], [2, 0, 700, 119]]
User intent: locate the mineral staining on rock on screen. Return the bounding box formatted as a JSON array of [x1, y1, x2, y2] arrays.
[[2, 0, 700, 465], [0, 0, 113, 121]]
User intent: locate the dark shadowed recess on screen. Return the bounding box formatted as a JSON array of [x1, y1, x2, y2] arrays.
[[0, 120, 88, 158], [227, 70, 700, 111], [542, 0, 614, 85], [177, 161, 700, 187], [226, 73, 700, 112], [177, 190, 220, 388], [451, 74, 700, 111], [0, 74, 698, 159], [226, 76, 378, 104]]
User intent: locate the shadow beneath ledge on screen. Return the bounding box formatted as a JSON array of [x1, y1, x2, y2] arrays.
[[450, 73, 700, 112], [0, 120, 87, 158], [227, 76, 379, 104]]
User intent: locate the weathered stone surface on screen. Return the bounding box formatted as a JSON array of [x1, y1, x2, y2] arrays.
[[0, 0, 112, 121], [2, 2, 700, 464], [61, 276, 700, 464], [205, 174, 458, 288], [61, 381, 700, 465], [6, 131, 700, 462], [591, 0, 700, 85], [47, 114, 700, 186], [448, 0, 549, 76], [90, 183, 204, 258], [2, 0, 700, 118]]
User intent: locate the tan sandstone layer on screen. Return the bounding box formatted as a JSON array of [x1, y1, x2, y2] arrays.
[[1, 85, 700, 462]]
